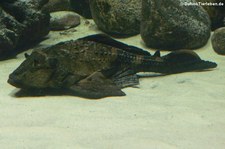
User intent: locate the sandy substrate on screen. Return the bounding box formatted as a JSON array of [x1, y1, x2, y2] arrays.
[[0, 18, 225, 149]]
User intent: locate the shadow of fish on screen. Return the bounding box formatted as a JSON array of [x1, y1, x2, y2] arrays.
[[8, 34, 217, 99]]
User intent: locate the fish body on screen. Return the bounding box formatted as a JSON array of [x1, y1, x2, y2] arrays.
[[8, 34, 217, 98]]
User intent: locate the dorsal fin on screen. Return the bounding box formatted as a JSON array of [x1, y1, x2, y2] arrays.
[[78, 34, 151, 56], [153, 50, 161, 57]]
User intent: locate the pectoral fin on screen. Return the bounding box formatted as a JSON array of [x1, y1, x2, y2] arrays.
[[68, 71, 125, 99], [111, 68, 139, 88]]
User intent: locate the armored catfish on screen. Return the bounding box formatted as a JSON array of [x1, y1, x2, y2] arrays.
[[8, 34, 217, 99]]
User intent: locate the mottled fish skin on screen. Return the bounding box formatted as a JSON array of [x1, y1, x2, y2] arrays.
[[8, 34, 217, 98], [8, 39, 153, 88]]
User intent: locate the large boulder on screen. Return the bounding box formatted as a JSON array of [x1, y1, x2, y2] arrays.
[[89, 0, 141, 37], [0, 0, 50, 59], [224, 17, 225, 26], [44, 0, 71, 12], [196, 0, 225, 30], [70, 0, 92, 19], [141, 0, 211, 50]]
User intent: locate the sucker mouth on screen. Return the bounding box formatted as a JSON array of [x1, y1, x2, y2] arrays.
[[7, 74, 24, 88]]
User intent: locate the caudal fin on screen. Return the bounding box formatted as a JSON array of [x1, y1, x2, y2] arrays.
[[160, 50, 217, 74]]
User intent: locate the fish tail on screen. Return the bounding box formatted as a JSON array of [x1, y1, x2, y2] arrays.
[[137, 50, 217, 74]]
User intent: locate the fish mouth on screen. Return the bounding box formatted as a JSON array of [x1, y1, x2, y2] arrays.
[[7, 74, 24, 88]]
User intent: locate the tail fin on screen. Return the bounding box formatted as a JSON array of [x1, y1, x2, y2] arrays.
[[139, 50, 217, 74], [162, 59, 217, 74], [160, 50, 217, 74]]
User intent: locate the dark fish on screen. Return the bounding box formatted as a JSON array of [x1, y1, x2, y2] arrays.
[[8, 34, 217, 99]]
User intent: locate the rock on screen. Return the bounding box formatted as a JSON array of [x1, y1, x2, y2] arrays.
[[70, 0, 92, 19], [0, 29, 17, 53], [211, 27, 225, 55], [0, 0, 50, 59], [196, 0, 225, 30], [89, 0, 141, 37], [50, 11, 80, 31], [44, 0, 71, 12], [141, 0, 211, 50], [223, 17, 225, 26]]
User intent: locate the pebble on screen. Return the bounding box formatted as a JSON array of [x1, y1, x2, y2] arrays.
[[50, 11, 80, 31]]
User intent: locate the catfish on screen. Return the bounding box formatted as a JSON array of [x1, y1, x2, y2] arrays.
[[8, 34, 217, 99]]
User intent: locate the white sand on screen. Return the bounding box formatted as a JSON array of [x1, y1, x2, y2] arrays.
[[0, 18, 225, 149]]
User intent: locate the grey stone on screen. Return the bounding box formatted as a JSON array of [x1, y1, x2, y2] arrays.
[[43, 0, 71, 12], [196, 0, 225, 30], [141, 0, 211, 50], [211, 27, 225, 55], [0, 0, 50, 59], [89, 0, 141, 37], [70, 0, 92, 19], [50, 11, 80, 31], [223, 17, 225, 26]]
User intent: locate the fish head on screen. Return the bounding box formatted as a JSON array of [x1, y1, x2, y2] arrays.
[[8, 51, 58, 89]]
